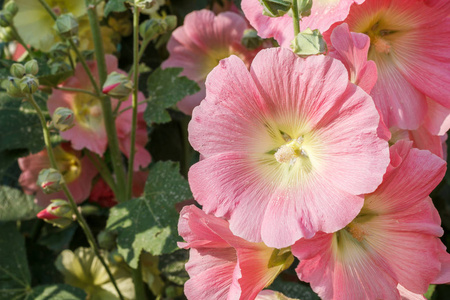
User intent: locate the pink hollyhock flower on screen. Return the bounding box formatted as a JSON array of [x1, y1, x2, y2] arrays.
[[162, 9, 258, 115], [18, 143, 98, 207], [188, 47, 389, 248], [241, 0, 364, 48], [178, 205, 294, 300], [47, 55, 151, 170], [324, 0, 450, 130], [292, 141, 448, 299], [256, 290, 297, 300]]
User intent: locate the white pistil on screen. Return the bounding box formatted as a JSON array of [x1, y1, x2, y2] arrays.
[[274, 136, 307, 165]]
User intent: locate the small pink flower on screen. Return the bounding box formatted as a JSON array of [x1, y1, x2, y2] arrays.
[[162, 9, 258, 115], [178, 205, 294, 300], [242, 0, 364, 48], [188, 48, 389, 248], [18, 143, 98, 207], [292, 141, 448, 299]]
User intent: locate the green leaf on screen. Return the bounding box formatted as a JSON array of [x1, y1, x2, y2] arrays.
[[36, 60, 73, 87], [104, 0, 128, 16], [0, 186, 40, 221], [145, 68, 199, 125], [269, 277, 319, 300], [0, 149, 26, 180], [106, 161, 192, 268], [0, 222, 31, 300], [26, 284, 86, 300]]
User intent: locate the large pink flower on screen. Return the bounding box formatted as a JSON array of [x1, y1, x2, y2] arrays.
[[162, 9, 258, 115], [178, 205, 294, 300], [242, 0, 365, 48], [18, 143, 98, 207], [324, 0, 450, 130], [47, 55, 151, 170], [292, 141, 448, 299], [188, 48, 389, 248]]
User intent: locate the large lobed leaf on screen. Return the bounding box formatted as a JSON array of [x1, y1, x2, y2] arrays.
[[0, 186, 40, 221], [106, 161, 192, 268]]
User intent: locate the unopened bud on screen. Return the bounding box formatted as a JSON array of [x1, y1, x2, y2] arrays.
[[291, 28, 327, 57], [6, 76, 23, 97], [102, 71, 133, 100], [4, 1, 19, 16], [241, 29, 263, 50], [54, 13, 79, 38], [109, 249, 124, 264], [37, 168, 64, 194], [297, 0, 312, 18], [0, 11, 13, 27], [259, 0, 292, 17], [19, 75, 39, 94], [0, 27, 14, 42], [37, 199, 73, 228], [139, 19, 165, 40], [10, 63, 25, 78], [52, 107, 75, 131], [98, 230, 116, 250], [24, 59, 39, 75], [164, 15, 177, 31]]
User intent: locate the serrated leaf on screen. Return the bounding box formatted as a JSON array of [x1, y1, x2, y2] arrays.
[[25, 284, 86, 300], [269, 277, 319, 300], [106, 161, 192, 268], [0, 186, 40, 221], [0, 222, 31, 300], [145, 68, 199, 124], [104, 0, 128, 16]]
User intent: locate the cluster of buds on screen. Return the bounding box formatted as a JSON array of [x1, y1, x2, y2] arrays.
[[102, 71, 133, 100], [6, 60, 40, 97], [139, 15, 177, 41], [37, 200, 74, 228], [0, 0, 18, 27], [259, 0, 312, 18]]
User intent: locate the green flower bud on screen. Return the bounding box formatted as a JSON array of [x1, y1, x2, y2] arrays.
[[97, 230, 116, 250], [139, 19, 164, 40], [37, 168, 64, 194], [0, 11, 13, 27], [164, 15, 177, 31], [0, 26, 14, 42], [10, 63, 25, 78], [241, 29, 263, 50], [6, 76, 23, 97], [54, 13, 79, 39], [291, 28, 328, 57], [4, 1, 18, 17], [297, 0, 313, 18], [102, 71, 133, 100], [52, 107, 75, 131], [259, 0, 292, 17], [37, 200, 73, 228], [19, 75, 39, 94], [24, 59, 39, 75]]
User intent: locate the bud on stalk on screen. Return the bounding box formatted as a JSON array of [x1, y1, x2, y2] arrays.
[[259, 0, 292, 17], [102, 71, 133, 100], [54, 13, 79, 38], [52, 107, 75, 131], [37, 199, 73, 228], [10, 63, 25, 78], [291, 28, 328, 57], [24, 59, 39, 75], [37, 168, 64, 194], [19, 75, 39, 94]]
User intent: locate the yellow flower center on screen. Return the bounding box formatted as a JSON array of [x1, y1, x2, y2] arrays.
[[54, 146, 82, 184], [72, 93, 103, 130]]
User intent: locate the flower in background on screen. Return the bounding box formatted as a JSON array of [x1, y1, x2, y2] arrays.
[[292, 141, 448, 299], [47, 55, 151, 171], [324, 0, 450, 130], [178, 205, 294, 300], [188, 48, 389, 248], [55, 247, 135, 300], [78, 17, 120, 54], [18, 143, 97, 207], [241, 0, 364, 48], [162, 9, 258, 115], [14, 0, 85, 51]]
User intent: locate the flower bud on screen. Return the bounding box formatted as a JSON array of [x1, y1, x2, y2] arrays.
[[52, 107, 75, 131], [164, 15, 177, 32], [37, 199, 73, 228], [37, 168, 64, 194], [19, 75, 39, 94], [4, 1, 18, 17], [10, 63, 25, 78], [241, 29, 263, 50], [6, 76, 23, 97], [291, 28, 327, 57], [54, 13, 79, 39], [0, 26, 14, 42], [259, 0, 292, 17], [102, 71, 133, 100], [0, 11, 13, 27], [297, 0, 312, 18], [24, 59, 39, 75], [139, 19, 164, 40], [109, 249, 124, 264], [97, 230, 116, 250]]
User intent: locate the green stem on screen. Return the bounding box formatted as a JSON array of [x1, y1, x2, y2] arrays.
[[117, 99, 148, 115], [292, 0, 300, 36], [9, 25, 35, 59], [126, 6, 141, 199], [26, 94, 125, 300], [84, 150, 118, 196], [132, 263, 146, 300], [86, 0, 128, 202], [127, 37, 151, 80], [37, 0, 58, 19], [55, 86, 98, 97]]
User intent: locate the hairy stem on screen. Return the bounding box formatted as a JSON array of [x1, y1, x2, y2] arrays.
[[292, 0, 300, 36]]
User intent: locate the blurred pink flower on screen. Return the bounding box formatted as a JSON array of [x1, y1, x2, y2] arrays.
[[188, 48, 389, 248], [18, 143, 98, 207], [178, 205, 293, 300], [47, 55, 151, 170], [292, 141, 448, 299], [162, 9, 258, 115]]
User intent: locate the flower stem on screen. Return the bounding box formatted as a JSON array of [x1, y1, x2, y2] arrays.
[[126, 6, 141, 200], [292, 0, 301, 36], [132, 262, 147, 300], [84, 150, 118, 196], [25, 94, 125, 300], [127, 37, 151, 80]]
